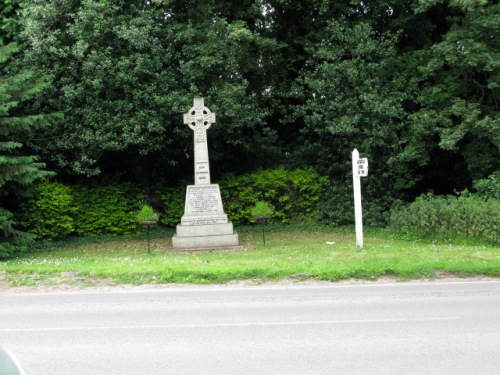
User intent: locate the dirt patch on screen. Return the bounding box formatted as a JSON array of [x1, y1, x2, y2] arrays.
[[0, 271, 498, 294], [0, 271, 11, 290]]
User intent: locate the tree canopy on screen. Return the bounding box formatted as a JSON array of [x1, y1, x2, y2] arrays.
[[0, 41, 56, 257], [0, 0, 497, 216]]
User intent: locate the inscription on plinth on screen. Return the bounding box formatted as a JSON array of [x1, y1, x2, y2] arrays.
[[181, 184, 228, 226], [186, 185, 222, 214]]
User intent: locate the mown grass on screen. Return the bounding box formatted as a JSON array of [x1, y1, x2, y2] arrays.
[[1, 226, 499, 287]]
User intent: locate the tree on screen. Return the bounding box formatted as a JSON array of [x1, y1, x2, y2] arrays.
[[403, 0, 499, 186], [15, 0, 498, 209], [0, 42, 55, 258], [0, 0, 23, 46], [293, 0, 499, 198], [292, 19, 406, 224], [19, 0, 282, 180]]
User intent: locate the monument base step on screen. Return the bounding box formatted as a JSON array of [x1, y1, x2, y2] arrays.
[[172, 233, 239, 250], [175, 223, 234, 237], [169, 244, 246, 252]]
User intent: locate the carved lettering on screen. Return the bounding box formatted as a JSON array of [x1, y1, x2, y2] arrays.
[[186, 186, 222, 214]]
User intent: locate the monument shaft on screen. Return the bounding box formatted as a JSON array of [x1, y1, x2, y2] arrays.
[[183, 98, 215, 185]]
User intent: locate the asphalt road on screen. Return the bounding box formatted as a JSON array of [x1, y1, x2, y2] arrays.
[[1, 281, 499, 375]]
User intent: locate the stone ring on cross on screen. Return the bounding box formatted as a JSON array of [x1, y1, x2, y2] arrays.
[[183, 98, 216, 132]]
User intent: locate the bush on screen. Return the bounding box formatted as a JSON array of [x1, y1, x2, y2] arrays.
[[220, 167, 327, 225], [250, 201, 275, 218], [0, 208, 34, 259], [389, 192, 499, 245], [137, 204, 158, 222], [72, 184, 139, 236], [474, 171, 500, 200], [160, 187, 185, 227], [319, 178, 396, 227], [160, 167, 328, 226], [20, 182, 75, 240], [21, 182, 140, 239]]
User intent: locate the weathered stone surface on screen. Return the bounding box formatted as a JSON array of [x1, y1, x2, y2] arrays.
[[183, 98, 215, 185], [172, 98, 240, 251], [175, 222, 234, 237], [182, 184, 225, 217], [171, 233, 239, 250]]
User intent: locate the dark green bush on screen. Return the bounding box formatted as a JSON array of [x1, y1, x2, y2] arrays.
[[389, 192, 499, 245], [474, 171, 500, 200], [20, 182, 75, 240], [160, 167, 328, 226], [1, 208, 34, 259], [71, 184, 139, 236], [160, 187, 185, 227], [220, 167, 328, 225], [319, 178, 396, 227], [21, 182, 140, 239]]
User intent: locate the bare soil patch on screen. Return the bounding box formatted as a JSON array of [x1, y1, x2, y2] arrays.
[[1, 270, 497, 294]]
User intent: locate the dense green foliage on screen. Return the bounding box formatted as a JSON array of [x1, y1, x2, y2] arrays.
[[20, 182, 74, 240], [12, 0, 497, 188], [319, 178, 397, 227], [18, 0, 280, 177], [220, 167, 327, 224], [136, 204, 158, 223], [0, 0, 21, 46], [71, 184, 138, 236], [0, 0, 498, 256], [389, 192, 499, 245], [390, 170, 500, 244], [21, 182, 139, 240], [162, 167, 327, 226], [473, 171, 500, 200], [250, 201, 275, 218], [160, 187, 186, 227], [0, 41, 56, 257]]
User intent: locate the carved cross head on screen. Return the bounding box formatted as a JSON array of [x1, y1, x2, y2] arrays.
[[183, 98, 216, 142]]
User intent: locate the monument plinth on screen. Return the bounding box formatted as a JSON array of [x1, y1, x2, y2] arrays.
[[172, 98, 240, 250]]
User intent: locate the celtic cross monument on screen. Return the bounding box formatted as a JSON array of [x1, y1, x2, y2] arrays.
[[172, 98, 240, 250]]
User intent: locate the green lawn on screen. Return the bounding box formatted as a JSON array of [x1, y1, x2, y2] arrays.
[[1, 226, 499, 288]]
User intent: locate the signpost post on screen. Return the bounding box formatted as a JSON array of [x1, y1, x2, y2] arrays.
[[352, 149, 368, 248]]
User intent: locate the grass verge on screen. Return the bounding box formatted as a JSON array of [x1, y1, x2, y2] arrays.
[[1, 226, 499, 288]]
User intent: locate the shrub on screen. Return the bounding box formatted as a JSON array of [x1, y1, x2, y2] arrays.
[[137, 204, 158, 222], [474, 171, 500, 200], [389, 192, 499, 245], [71, 184, 139, 236], [319, 178, 396, 227], [20, 182, 75, 240], [160, 187, 185, 227], [0, 208, 34, 259], [21, 182, 141, 239], [160, 167, 328, 226], [220, 167, 328, 225], [250, 201, 275, 218]]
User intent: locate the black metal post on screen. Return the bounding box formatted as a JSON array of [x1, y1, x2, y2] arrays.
[[255, 216, 268, 246], [262, 223, 266, 246], [147, 225, 151, 254]]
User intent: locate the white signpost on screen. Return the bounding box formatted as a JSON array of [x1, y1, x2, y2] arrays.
[[352, 149, 368, 248]]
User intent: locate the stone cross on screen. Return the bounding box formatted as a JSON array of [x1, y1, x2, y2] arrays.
[[183, 98, 216, 185]]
